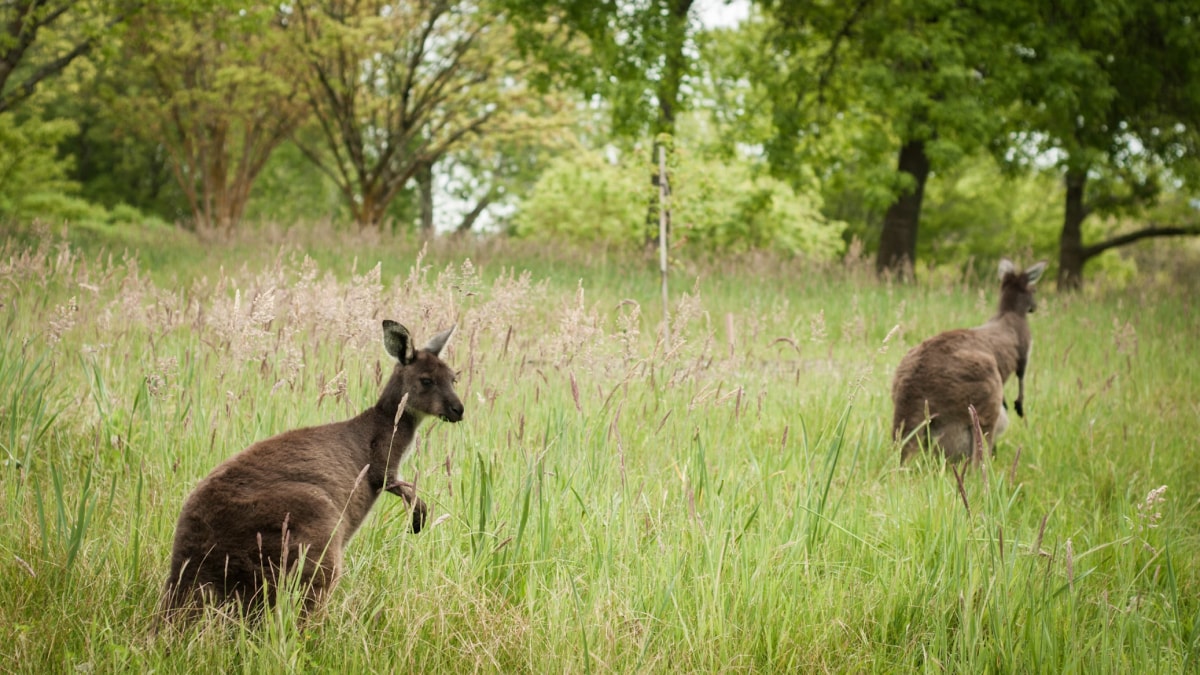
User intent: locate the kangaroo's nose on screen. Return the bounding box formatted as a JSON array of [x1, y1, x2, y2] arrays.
[[445, 401, 464, 423]]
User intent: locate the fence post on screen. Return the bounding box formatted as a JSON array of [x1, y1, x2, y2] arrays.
[[658, 144, 670, 347]]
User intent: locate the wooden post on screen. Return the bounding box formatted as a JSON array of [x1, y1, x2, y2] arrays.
[[658, 144, 670, 347]]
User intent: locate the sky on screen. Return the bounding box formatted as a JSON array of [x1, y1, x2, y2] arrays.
[[696, 0, 750, 28]]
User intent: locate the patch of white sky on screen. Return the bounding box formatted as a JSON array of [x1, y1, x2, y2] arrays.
[[696, 0, 750, 29]]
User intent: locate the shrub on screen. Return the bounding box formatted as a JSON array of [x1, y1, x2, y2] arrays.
[[0, 114, 80, 221], [511, 149, 647, 244], [672, 153, 845, 259], [512, 145, 846, 260]]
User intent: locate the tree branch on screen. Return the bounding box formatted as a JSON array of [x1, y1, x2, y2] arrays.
[[456, 191, 494, 233], [0, 39, 92, 113], [1083, 224, 1200, 260], [0, 3, 145, 114], [812, 0, 876, 107]]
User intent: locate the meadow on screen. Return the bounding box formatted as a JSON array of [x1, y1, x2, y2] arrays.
[[1, 223, 1198, 673]]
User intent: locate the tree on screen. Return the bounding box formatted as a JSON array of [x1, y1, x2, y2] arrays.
[[1005, 0, 1200, 290], [120, 1, 308, 230], [287, 0, 539, 229], [502, 0, 698, 139], [0, 1, 142, 114], [436, 131, 562, 234], [758, 0, 1024, 277], [501, 0, 707, 243], [31, 52, 190, 221]]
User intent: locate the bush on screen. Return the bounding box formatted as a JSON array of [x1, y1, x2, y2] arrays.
[[918, 153, 1061, 269], [512, 145, 846, 260], [511, 149, 647, 244], [672, 152, 845, 259], [0, 114, 81, 221], [0, 114, 172, 229]]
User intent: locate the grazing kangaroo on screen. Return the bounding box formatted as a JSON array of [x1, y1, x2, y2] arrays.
[[161, 320, 463, 622], [892, 259, 1047, 464]]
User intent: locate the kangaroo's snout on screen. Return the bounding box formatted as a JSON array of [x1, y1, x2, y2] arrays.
[[442, 399, 464, 423]]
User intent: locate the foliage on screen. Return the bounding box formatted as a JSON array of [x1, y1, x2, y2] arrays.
[[117, 0, 308, 231], [242, 140, 347, 226], [670, 148, 845, 258], [0, 113, 174, 228], [286, 0, 548, 229], [0, 0, 1197, 284], [918, 153, 1061, 267], [0, 230, 1197, 670], [754, 0, 1027, 273], [1002, 0, 1200, 288], [501, 0, 701, 138], [0, 113, 78, 220], [30, 48, 191, 223], [510, 146, 646, 243], [438, 91, 579, 233], [0, 0, 132, 114], [692, 15, 897, 253], [512, 139, 846, 258]]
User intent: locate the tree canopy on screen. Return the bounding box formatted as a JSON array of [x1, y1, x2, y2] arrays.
[[2, 0, 1198, 287]]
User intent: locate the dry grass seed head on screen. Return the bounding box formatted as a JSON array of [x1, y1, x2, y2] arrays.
[[47, 296, 79, 346], [549, 282, 604, 369]]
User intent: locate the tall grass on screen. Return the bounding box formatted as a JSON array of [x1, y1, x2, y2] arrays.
[[1, 224, 1197, 672]]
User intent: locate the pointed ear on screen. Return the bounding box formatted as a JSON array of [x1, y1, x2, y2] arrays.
[[382, 320, 416, 364], [422, 325, 456, 356], [998, 258, 1015, 280], [1024, 261, 1048, 286]]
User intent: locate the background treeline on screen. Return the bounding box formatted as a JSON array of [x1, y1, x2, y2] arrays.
[[2, 0, 1199, 288]]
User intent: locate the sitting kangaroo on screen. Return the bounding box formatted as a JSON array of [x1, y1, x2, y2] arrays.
[[161, 320, 463, 622]]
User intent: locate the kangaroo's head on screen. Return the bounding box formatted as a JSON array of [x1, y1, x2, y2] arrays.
[[997, 259, 1048, 315], [382, 320, 464, 423]]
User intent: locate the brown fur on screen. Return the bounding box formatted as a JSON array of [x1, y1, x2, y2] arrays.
[[160, 321, 463, 623], [892, 259, 1046, 463]]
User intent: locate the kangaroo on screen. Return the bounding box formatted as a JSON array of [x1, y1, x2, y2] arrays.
[[161, 320, 463, 622], [892, 259, 1047, 464]]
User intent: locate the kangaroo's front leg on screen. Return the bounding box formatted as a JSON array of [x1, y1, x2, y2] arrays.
[[385, 480, 428, 533]]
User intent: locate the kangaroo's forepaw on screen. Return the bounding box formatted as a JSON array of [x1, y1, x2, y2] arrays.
[[385, 480, 428, 533], [408, 497, 428, 533]]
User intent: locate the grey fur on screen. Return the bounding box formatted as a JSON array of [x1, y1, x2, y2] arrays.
[[892, 259, 1046, 464]]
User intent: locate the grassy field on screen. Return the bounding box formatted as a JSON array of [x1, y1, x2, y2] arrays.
[[2, 223, 1198, 673]]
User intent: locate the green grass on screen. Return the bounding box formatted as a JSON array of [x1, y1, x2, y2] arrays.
[[1, 224, 1198, 672]]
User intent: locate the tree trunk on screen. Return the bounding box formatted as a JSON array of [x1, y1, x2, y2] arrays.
[[416, 160, 434, 235], [643, 0, 693, 246], [1057, 165, 1199, 290], [1057, 167, 1089, 292], [352, 191, 386, 229], [876, 138, 930, 278], [657, 0, 694, 137]]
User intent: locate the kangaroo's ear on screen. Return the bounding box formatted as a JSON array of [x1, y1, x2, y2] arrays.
[[422, 325, 456, 356], [383, 320, 416, 364], [998, 258, 1015, 280], [1024, 261, 1048, 286]]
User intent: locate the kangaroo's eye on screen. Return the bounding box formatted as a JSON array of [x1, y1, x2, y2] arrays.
[[419, 377, 434, 387]]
